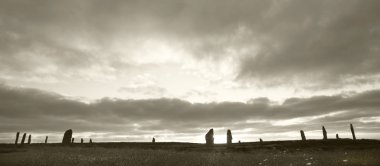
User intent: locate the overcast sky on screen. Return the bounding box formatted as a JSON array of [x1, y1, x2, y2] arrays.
[[0, 0, 380, 143]]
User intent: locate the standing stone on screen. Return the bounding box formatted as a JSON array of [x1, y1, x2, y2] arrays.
[[71, 138, 74, 143], [260, 138, 263, 143], [205, 128, 214, 145], [322, 126, 327, 140], [27, 134, 31, 144], [15, 132, 20, 145], [300, 130, 306, 141], [152, 137, 155, 143], [45, 136, 48, 144], [20, 133, 26, 146], [227, 129, 232, 145], [350, 123, 356, 140], [89, 139, 92, 144], [238, 140, 241, 144], [81, 138, 83, 144], [336, 133, 340, 139], [62, 129, 73, 145]]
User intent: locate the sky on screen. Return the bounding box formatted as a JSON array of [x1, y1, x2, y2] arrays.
[[0, 0, 380, 143]]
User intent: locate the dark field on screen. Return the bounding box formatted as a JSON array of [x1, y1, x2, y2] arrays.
[[1, 140, 379, 166]]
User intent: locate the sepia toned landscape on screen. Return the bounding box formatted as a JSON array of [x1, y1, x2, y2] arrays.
[[1, 140, 380, 166], [1, 0, 380, 165], [1, 125, 380, 166]]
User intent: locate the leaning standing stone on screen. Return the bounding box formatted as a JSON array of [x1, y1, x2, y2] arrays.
[[227, 129, 232, 145], [350, 123, 356, 140], [62, 129, 73, 145], [27, 134, 31, 144], [322, 126, 327, 140], [300, 130, 306, 141], [205, 129, 214, 145], [15, 132, 20, 145], [20, 133, 26, 146]]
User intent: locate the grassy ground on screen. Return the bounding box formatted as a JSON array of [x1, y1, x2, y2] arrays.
[[0, 140, 379, 166]]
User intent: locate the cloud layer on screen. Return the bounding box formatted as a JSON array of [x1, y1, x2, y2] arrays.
[[1, 84, 379, 143], [1, 0, 380, 143], [238, 0, 380, 88], [1, 0, 379, 88]]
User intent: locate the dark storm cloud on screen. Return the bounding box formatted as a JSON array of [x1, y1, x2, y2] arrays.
[[0, 0, 94, 70], [238, 0, 380, 87], [2, 0, 378, 87], [1, 84, 379, 140]]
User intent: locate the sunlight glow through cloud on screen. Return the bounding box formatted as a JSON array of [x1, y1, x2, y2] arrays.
[[271, 111, 347, 126], [0, 0, 380, 143]]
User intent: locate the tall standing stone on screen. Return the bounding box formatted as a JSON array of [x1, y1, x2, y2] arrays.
[[89, 139, 92, 144], [152, 137, 155, 143], [227, 129, 232, 145], [15, 132, 20, 145], [45, 136, 48, 144], [300, 130, 306, 141], [62, 129, 73, 145], [20, 133, 26, 146], [350, 123, 356, 140], [322, 126, 327, 140], [205, 128, 214, 145], [71, 138, 74, 143], [260, 138, 263, 143], [336, 133, 339, 139], [27, 134, 31, 144], [81, 138, 83, 144]]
